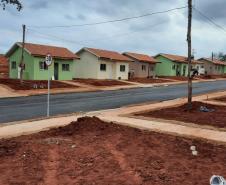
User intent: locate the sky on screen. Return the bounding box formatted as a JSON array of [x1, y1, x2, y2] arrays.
[[0, 0, 226, 58]]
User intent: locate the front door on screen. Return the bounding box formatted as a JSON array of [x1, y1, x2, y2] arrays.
[[54, 63, 59, 80]]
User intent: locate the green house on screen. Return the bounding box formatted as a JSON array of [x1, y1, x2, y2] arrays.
[[154, 53, 203, 76], [5, 42, 79, 80]]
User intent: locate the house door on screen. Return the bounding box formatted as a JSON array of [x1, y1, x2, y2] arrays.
[[54, 63, 59, 80]]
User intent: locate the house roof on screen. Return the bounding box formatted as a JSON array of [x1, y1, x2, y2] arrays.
[[199, 58, 226, 66], [155, 53, 203, 64], [6, 42, 79, 60], [77, 47, 132, 62], [0, 54, 9, 74], [123, 52, 158, 64]]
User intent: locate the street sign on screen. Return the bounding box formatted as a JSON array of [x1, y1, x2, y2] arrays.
[[45, 54, 52, 66], [45, 54, 52, 117]]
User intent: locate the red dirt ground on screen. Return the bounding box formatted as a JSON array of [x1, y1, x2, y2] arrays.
[[137, 101, 226, 128], [159, 76, 189, 81], [73, 79, 131, 86], [0, 79, 78, 90], [129, 78, 172, 84], [214, 96, 226, 102], [1, 117, 226, 185]]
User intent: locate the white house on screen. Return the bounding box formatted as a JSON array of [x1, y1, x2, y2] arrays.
[[74, 47, 132, 80]]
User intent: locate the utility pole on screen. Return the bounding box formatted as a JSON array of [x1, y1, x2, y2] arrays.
[[187, 0, 192, 110], [20, 24, 26, 84]]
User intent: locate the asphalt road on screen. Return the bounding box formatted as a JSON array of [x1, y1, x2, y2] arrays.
[[0, 80, 226, 123]]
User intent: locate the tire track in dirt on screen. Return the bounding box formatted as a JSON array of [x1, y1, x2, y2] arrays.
[[42, 146, 59, 185], [105, 136, 142, 185]]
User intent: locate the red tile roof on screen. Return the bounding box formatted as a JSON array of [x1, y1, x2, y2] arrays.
[[7, 42, 79, 60], [156, 53, 203, 64], [0, 54, 9, 75], [78, 47, 132, 62], [199, 58, 226, 66], [123, 52, 158, 64]]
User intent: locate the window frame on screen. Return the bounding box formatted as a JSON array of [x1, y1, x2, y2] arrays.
[[141, 65, 146, 71], [39, 61, 48, 70], [100, 64, 107, 71], [62, 64, 70, 71], [11, 61, 16, 69], [120, 65, 126, 72]]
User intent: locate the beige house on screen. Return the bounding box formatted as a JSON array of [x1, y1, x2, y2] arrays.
[[198, 58, 226, 75], [74, 47, 132, 80], [123, 52, 158, 78]]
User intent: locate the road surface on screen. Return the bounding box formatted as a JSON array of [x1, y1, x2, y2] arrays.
[[0, 80, 226, 123]]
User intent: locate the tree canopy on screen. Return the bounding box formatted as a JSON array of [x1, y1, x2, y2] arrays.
[[1, 0, 22, 11]]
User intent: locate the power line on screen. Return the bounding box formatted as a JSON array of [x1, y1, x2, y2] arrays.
[[193, 7, 226, 34], [29, 6, 187, 29], [27, 20, 168, 45], [27, 28, 85, 46]]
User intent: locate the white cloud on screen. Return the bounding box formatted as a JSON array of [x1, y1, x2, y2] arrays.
[[0, 0, 225, 58]]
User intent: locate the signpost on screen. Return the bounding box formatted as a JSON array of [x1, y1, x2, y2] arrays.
[[45, 54, 52, 117]]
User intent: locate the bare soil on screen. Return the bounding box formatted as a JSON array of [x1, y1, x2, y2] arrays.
[[1, 117, 226, 185], [129, 78, 172, 84], [160, 76, 189, 81], [137, 101, 226, 128], [0, 79, 78, 90], [73, 79, 131, 86], [213, 96, 226, 102]]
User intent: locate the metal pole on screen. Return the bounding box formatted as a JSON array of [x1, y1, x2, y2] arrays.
[[47, 66, 50, 117], [20, 24, 26, 83]]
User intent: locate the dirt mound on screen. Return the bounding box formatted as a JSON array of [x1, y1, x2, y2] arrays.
[[0, 79, 77, 90], [73, 79, 130, 86], [48, 116, 115, 136], [1, 117, 226, 184], [138, 101, 226, 128], [0, 140, 19, 157]]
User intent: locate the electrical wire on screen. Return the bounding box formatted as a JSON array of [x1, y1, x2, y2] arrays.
[[28, 6, 187, 29]]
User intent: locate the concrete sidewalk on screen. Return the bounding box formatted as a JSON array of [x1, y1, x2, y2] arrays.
[[1, 91, 226, 144]]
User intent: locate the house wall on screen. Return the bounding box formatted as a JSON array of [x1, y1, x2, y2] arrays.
[[8, 47, 74, 80], [33, 57, 74, 80], [114, 62, 129, 80], [129, 61, 155, 78], [74, 51, 99, 79], [155, 56, 177, 76], [75, 50, 129, 80], [192, 64, 205, 75], [9, 47, 34, 80], [199, 59, 224, 75]]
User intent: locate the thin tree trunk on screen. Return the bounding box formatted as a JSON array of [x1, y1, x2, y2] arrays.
[[187, 0, 192, 109]]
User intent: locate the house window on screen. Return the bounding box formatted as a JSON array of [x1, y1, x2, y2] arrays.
[[120, 65, 126, 72], [142, 65, 146, 71], [11, 61, 16, 69], [62, 64, 70, 71], [201, 65, 204, 68], [150, 66, 154, 71], [100, 64, 106, 71], [172, 64, 176, 70], [39, 61, 48, 70]]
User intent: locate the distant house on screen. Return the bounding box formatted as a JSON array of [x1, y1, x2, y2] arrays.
[[75, 47, 132, 80], [0, 54, 9, 78], [198, 58, 226, 75], [5, 42, 79, 80], [122, 52, 159, 78], [154, 53, 204, 76]]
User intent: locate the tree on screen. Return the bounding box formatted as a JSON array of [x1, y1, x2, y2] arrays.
[[0, 0, 22, 11], [187, 0, 193, 110]]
